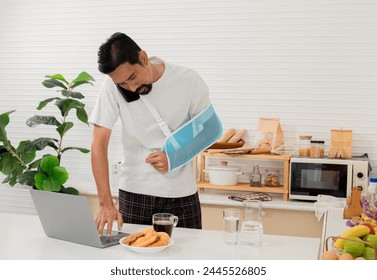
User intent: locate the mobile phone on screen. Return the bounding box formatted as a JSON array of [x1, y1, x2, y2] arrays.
[[116, 85, 140, 103]]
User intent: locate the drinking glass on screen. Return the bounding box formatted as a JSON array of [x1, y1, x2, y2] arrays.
[[239, 200, 263, 247], [223, 208, 240, 245], [152, 213, 179, 237]]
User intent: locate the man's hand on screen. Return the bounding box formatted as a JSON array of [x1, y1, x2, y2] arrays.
[[145, 151, 168, 173], [95, 204, 123, 236]]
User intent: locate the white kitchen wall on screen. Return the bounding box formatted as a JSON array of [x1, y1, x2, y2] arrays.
[[0, 0, 376, 194]]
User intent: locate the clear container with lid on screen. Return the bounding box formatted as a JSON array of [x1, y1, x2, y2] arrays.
[[310, 140, 325, 158], [264, 169, 280, 187], [366, 177, 377, 205], [298, 135, 312, 157]]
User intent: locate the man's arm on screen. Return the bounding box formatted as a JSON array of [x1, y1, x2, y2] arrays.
[[91, 124, 123, 236]]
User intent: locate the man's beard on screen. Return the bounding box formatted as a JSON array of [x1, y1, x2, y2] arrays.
[[137, 84, 152, 95]]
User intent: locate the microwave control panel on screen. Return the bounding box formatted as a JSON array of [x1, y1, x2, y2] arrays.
[[353, 160, 369, 190]]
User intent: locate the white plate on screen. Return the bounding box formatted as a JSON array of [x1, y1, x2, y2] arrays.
[[119, 237, 175, 254]]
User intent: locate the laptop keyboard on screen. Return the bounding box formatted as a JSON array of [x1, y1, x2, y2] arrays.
[[100, 231, 129, 246], [100, 235, 119, 245]]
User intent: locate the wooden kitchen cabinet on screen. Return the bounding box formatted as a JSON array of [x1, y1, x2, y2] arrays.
[[196, 152, 291, 200], [201, 204, 323, 238]]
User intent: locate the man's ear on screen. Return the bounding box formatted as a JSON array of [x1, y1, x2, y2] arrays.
[[139, 50, 149, 65]]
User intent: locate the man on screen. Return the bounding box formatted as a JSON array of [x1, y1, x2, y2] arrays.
[[89, 32, 213, 236]]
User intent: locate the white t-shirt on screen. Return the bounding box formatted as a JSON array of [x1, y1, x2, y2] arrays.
[[89, 62, 210, 198]]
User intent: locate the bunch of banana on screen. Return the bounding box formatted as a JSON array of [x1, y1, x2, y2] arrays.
[[333, 224, 371, 249], [359, 213, 377, 228]]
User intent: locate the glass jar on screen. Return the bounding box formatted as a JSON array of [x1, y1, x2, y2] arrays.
[[299, 135, 312, 157], [250, 164, 262, 187], [310, 140, 325, 158], [264, 169, 280, 187]]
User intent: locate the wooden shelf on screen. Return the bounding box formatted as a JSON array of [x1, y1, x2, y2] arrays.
[[196, 152, 291, 200], [197, 182, 288, 194], [201, 152, 290, 161]]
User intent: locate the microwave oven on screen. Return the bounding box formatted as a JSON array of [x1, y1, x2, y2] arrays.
[[289, 156, 369, 201]]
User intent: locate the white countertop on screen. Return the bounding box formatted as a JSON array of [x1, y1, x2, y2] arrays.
[[0, 212, 320, 260], [199, 189, 317, 211]]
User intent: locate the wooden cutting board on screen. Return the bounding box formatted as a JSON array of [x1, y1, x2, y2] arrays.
[[343, 187, 363, 219]]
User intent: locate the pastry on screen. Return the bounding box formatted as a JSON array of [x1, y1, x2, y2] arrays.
[[121, 232, 145, 245], [218, 128, 236, 142], [147, 232, 170, 247], [130, 231, 158, 247], [123, 228, 171, 248], [227, 129, 246, 143]]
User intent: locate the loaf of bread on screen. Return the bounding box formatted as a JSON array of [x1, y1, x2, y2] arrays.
[[227, 129, 246, 143], [217, 128, 236, 142]]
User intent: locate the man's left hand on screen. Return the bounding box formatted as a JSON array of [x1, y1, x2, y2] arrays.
[[145, 151, 168, 173]]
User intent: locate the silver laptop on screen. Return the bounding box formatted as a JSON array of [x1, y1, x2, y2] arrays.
[[30, 189, 128, 248]]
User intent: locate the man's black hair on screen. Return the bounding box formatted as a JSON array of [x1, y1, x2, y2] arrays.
[[98, 32, 142, 74]]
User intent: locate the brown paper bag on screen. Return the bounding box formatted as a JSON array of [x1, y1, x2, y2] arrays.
[[329, 129, 352, 159], [253, 117, 284, 150]]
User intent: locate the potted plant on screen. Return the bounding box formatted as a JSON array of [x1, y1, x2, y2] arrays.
[[0, 72, 94, 195]]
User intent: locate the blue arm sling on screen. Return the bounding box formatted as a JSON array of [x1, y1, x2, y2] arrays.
[[142, 98, 223, 172]]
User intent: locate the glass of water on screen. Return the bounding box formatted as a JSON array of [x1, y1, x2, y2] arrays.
[[239, 200, 263, 247], [223, 208, 240, 245]]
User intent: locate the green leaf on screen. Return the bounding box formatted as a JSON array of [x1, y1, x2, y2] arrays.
[[34, 172, 47, 190], [61, 186, 79, 195], [71, 80, 94, 89], [76, 107, 88, 124], [0, 151, 21, 175], [2, 165, 23, 186], [16, 141, 36, 164], [45, 74, 69, 85], [51, 166, 69, 184], [37, 97, 61, 110], [56, 122, 74, 138], [42, 79, 68, 90], [43, 177, 62, 192], [0, 145, 7, 155], [61, 147, 90, 154], [40, 155, 59, 174], [55, 99, 85, 117], [0, 111, 14, 142], [26, 115, 61, 128], [24, 137, 59, 152], [17, 171, 37, 187], [61, 90, 85, 99], [71, 72, 95, 89]]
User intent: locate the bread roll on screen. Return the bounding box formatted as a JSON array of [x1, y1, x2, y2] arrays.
[[121, 228, 171, 248], [227, 129, 246, 143], [218, 128, 236, 142], [147, 232, 170, 247], [130, 231, 158, 247]]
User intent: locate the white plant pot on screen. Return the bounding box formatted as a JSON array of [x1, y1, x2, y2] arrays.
[[204, 167, 244, 186]]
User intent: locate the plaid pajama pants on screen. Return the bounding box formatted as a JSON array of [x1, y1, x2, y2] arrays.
[[118, 189, 202, 229]]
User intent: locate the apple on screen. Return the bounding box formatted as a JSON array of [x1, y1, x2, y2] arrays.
[[363, 234, 377, 250], [361, 222, 376, 235]]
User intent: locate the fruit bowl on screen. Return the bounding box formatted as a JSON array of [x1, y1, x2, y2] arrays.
[[326, 236, 377, 260]]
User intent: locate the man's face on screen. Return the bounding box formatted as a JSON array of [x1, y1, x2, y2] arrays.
[[109, 54, 153, 95]]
